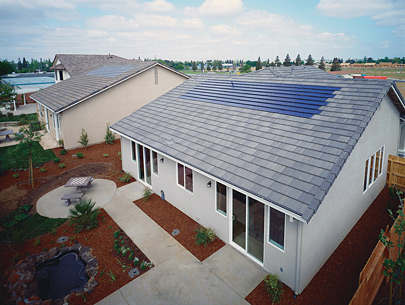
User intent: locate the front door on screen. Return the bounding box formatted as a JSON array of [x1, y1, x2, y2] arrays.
[[137, 144, 151, 186], [231, 190, 264, 263]]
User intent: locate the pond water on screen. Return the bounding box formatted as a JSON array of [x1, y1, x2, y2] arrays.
[[35, 250, 89, 300]]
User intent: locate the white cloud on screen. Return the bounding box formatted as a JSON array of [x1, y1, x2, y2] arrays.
[[87, 15, 138, 31], [183, 18, 204, 29], [372, 10, 405, 26], [143, 0, 174, 12], [87, 29, 109, 38], [135, 14, 178, 27], [316, 0, 390, 18], [211, 24, 241, 35], [185, 0, 243, 17]]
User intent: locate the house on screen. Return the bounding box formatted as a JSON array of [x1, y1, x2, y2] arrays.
[[50, 54, 132, 83], [31, 61, 189, 149], [110, 74, 405, 294]]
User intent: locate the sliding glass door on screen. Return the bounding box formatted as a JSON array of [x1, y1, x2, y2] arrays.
[[137, 144, 152, 185]]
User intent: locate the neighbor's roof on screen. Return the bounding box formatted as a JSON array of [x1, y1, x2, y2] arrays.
[[111, 75, 404, 223], [31, 61, 188, 113], [50, 54, 132, 77], [247, 66, 337, 79]]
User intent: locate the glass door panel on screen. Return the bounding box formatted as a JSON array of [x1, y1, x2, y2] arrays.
[[145, 147, 151, 185], [248, 198, 264, 262], [138, 144, 145, 181], [232, 190, 246, 249]]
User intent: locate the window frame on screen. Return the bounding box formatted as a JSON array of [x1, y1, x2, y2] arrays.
[[268, 206, 286, 252], [152, 151, 158, 175], [363, 146, 384, 193], [131, 141, 137, 162], [176, 162, 193, 194], [215, 181, 227, 217]]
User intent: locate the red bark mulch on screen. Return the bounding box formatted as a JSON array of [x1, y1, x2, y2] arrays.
[[246, 187, 394, 305], [134, 194, 225, 261], [1, 209, 152, 305]]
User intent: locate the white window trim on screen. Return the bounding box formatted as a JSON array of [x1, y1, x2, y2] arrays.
[[176, 162, 193, 194], [267, 206, 286, 253], [215, 181, 228, 218], [131, 141, 137, 163], [363, 146, 385, 193], [137, 143, 152, 187], [152, 151, 158, 176]]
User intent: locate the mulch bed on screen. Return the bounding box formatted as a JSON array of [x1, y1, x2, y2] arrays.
[[134, 194, 225, 261], [1, 209, 152, 305], [246, 187, 394, 305]]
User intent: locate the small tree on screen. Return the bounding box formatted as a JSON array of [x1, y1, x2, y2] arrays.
[[69, 199, 100, 233], [15, 117, 44, 188], [207, 63, 211, 71], [274, 56, 281, 67], [256, 56, 262, 70], [283, 54, 291, 66], [379, 189, 405, 305], [0, 83, 16, 110], [330, 57, 341, 71], [218, 61, 223, 70], [241, 64, 252, 73], [295, 54, 302, 66], [306, 54, 314, 66], [192, 61, 197, 71], [105, 123, 115, 144], [213, 60, 217, 71], [78, 128, 89, 150], [319, 56, 326, 70]]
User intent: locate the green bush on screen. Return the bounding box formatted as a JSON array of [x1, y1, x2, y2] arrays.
[[14, 213, 29, 222], [12, 173, 19, 178], [105, 123, 115, 144], [78, 128, 89, 150], [133, 257, 139, 266], [103, 153, 109, 157], [39, 168, 46, 173], [118, 172, 132, 183], [77, 152, 84, 158], [195, 226, 216, 246], [68, 199, 100, 233], [263, 273, 283, 304], [60, 149, 67, 155], [53, 157, 60, 163], [143, 187, 152, 201], [58, 163, 65, 169]]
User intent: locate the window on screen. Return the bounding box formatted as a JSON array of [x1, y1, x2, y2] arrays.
[[216, 182, 227, 215], [269, 208, 285, 250], [59, 71, 63, 81], [154, 67, 158, 85], [152, 151, 158, 175], [131, 141, 137, 162], [363, 146, 384, 192], [177, 162, 193, 192]]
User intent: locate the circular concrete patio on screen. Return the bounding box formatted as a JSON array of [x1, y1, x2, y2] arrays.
[[36, 179, 117, 218]]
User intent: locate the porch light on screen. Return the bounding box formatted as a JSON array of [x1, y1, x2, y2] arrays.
[[160, 158, 164, 163], [207, 181, 212, 188]]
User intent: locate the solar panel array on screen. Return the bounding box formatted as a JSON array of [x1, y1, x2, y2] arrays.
[[86, 65, 137, 77], [181, 80, 341, 118]]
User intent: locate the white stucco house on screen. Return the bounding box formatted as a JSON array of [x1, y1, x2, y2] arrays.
[[31, 58, 189, 149], [110, 73, 405, 294]]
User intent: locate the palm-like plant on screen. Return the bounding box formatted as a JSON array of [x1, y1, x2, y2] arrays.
[[69, 199, 100, 233]]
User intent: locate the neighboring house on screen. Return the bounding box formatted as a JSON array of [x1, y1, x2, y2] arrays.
[[111, 74, 405, 294], [50, 54, 132, 83], [248, 66, 337, 79], [31, 61, 189, 149]]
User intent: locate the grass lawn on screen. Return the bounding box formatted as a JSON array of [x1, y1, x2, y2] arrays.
[[0, 213, 66, 244], [0, 142, 56, 171], [0, 113, 37, 123]]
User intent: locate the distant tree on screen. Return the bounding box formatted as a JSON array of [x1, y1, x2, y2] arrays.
[[17, 58, 22, 71], [305, 54, 314, 66], [0, 60, 15, 75], [319, 56, 326, 70], [207, 63, 211, 71], [192, 61, 197, 71], [256, 57, 262, 70], [22, 57, 28, 69], [218, 61, 223, 70], [330, 57, 341, 71], [275, 56, 281, 67], [295, 54, 302, 66], [213, 60, 217, 71], [265, 59, 270, 67], [241, 64, 251, 73], [201, 61, 204, 71], [363, 56, 367, 63], [283, 54, 291, 66]]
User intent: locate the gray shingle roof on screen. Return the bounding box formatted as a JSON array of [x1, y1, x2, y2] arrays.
[[31, 61, 185, 113], [111, 75, 403, 223], [50, 54, 133, 77], [247, 66, 337, 79]]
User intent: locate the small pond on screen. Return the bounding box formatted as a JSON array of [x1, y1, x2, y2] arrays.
[[35, 250, 89, 300]]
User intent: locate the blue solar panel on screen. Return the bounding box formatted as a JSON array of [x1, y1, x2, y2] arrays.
[[181, 80, 341, 118], [86, 65, 137, 77]]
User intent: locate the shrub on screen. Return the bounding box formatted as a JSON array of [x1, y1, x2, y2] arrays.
[[12, 173, 19, 178], [195, 226, 216, 246], [60, 149, 67, 155], [33, 238, 41, 246], [78, 128, 89, 150], [103, 153, 109, 157], [140, 261, 147, 270], [264, 273, 283, 304], [143, 187, 152, 201], [58, 139, 64, 147], [14, 213, 29, 222], [113, 230, 121, 238], [113, 244, 119, 250], [53, 157, 60, 163], [58, 163, 65, 169], [39, 168, 46, 173], [128, 254, 133, 260], [77, 152, 84, 158], [133, 257, 139, 266], [105, 123, 115, 144], [68, 199, 100, 233], [118, 172, 132, 183]]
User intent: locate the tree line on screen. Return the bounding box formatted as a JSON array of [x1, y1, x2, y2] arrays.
[[0, 57, 52, 75]]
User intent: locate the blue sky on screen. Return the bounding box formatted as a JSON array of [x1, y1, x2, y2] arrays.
[[0, 0, 403, 62]]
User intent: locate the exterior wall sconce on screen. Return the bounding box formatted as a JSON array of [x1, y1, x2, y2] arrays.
[[160, 158, 164, 163], [207, 181, 212, 188]]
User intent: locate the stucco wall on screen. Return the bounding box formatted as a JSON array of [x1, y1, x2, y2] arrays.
[[298, 95, 400, 294], [61, 66, 186, 149]]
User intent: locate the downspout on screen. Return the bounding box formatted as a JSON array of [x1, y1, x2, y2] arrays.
[[294, 221, 303, 295]]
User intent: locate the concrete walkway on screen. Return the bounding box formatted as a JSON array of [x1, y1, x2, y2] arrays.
[[37, 179, 117, 218], [98, 181, 266, 305]]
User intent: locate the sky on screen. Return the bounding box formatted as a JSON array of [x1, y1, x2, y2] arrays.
[[0, 0, 404, 62]]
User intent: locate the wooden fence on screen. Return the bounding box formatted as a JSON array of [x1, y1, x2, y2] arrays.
[[387, 155, 405, 190], [349, 209, 404, 305]]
